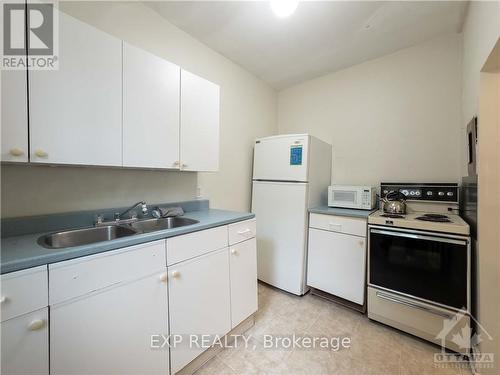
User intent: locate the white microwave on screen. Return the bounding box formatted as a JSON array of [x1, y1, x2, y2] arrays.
[[328, 185, 377, 210]]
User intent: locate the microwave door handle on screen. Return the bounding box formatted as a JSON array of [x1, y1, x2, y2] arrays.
[[370, 229, 468, 246], [375, 292, 455, 319]]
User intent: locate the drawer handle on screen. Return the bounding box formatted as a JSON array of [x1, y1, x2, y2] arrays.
[[9, 148, 24, 157], [0, 296, 8, 304], [329, 223, 342, 231], [375, 291, 454, 319], [230, 248, 238, 255], [171, 270, 180, 279], [237, 229, 252, 235], [28, 319, 45, 331], [159, 273, 168, 283]]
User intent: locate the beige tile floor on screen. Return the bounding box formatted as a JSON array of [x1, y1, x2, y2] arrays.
[[195, 283, 472, 375]]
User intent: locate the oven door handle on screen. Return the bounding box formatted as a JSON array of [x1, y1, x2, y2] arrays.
[[375, 291, 454, 319], [370, 229, 468, 246]]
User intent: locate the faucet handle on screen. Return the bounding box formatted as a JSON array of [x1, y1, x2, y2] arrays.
[[95, 214, 104, 226]]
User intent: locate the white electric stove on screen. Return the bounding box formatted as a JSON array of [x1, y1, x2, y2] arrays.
[[367, 183, 471, 354]]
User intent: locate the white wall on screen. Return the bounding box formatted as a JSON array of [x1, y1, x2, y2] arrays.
[[461, 1, 500, 176], [278, 34, 462, 187], [1, 1, 277, 218], [461, 3, 500, 373]]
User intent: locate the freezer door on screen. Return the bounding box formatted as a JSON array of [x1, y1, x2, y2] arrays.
[[251, 181, 308, 295], [253, 135, 309, 182]]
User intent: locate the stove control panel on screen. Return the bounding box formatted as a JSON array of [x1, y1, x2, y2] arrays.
[[381, 183, 459, 203]]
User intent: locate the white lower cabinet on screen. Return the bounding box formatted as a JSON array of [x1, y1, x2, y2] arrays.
[[307, 225, 366, 305], [51, 271, 169, 375], [229, 238, 258, 328], [49, 241, 169, 375], [1, 308, 49, 375], [168, 248, 231, 373]]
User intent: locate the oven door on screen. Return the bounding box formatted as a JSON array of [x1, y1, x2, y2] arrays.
[[369, 227, 470, 311]]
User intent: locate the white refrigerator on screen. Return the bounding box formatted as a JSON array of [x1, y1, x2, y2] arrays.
[[251, 134, 332, 295]]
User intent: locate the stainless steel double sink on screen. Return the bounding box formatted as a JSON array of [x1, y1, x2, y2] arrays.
[[38, 217, 199, 249]]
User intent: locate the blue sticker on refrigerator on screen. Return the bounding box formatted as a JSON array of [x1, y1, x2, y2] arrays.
[[290, 145, 303, 165]]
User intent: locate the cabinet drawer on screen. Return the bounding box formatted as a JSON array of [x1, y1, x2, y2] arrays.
[[1, 266, 48, 322], [367, 287, 468, 353], [49, 240, 166, 305], [228, 219, 256, 245], [167, 225, 227, 265], [309, 213, 366, 237]]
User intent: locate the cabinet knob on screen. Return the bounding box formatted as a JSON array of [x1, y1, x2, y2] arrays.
[[28, 319, 45, 331], [359, 240, 365, 247], [0, 296, 7, 304], [34, 150, 48, 158], [9, 148, 24, 157], [173, 161, 180, 166], [230, 248, 238, 255], [171, 270, 180, 278], [181, 163, 188, 168], [159, 273, 168, 283]]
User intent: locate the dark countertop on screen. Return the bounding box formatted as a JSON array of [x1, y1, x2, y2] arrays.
[[309, 206, 376, 219], [1, 208, 254, 274]]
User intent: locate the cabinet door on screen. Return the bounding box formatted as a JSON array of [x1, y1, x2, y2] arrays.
[[307, 228, 366, 304], [50, 271, 169, 375], [229, 238, 258, 328], [180, 70, 220, 172], [1, 308, 49, 375], [1, 70, 28, 162], [168, 248, 231, 373], [29, 11, 122, 166], [123, 43, 180, 169]]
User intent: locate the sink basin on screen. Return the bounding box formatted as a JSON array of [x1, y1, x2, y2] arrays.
[[130, 217, 199, 233], [38, 225, 138, 249]]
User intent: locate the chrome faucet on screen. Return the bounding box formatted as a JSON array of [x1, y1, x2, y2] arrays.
[[116, 201, 148, 221], [95, 201, 148, 226]]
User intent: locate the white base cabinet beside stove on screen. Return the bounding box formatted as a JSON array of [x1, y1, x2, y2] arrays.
[[307, 213, 367, 305]]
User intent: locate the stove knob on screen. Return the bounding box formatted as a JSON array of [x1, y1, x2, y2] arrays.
[[438, 192, 445, 196], [426, 191, 433, 196], [447, 192, 454, 196], [415, 191, 421, 196], [402, 190, 409, 196]]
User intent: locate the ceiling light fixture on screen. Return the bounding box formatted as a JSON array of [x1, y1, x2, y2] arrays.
[[270, 0, 299, 18]]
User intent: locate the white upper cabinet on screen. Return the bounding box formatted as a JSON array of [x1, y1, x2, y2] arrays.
[[29, 11, 122, 166], [180, 70, 220, 172], [1, 70, 28, 163], [123, 43, 180, 169]]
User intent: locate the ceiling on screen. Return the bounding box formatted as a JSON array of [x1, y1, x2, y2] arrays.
[[147, 1, 467, 90]]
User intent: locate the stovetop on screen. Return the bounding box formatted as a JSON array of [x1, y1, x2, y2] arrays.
[[368, 210, 470, 235]]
